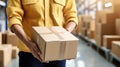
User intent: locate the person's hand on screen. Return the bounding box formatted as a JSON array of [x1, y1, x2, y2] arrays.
[[65, 22, 76, 32], [26, 40, 42, 61]]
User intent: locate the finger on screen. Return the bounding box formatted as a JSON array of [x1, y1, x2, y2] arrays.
[[33, 49, 42, 61], [36, 45, 42, 54]]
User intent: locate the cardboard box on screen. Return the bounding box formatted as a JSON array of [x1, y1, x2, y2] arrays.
[[95, 23, 115, 35], [103, 35, 120, 49], [95, 23, 116, 46], [7, 33, 18, 46], [89, 20, 95, 31], [2, 32, 7, 44], [12, 46, 19, 59], [31, 26, 79, 62], [87, 30, 95, 39], [0, 45, 12, 67], [112, 41, 120, 58], [115, 19, 120, 35], [95, 34, 103, 46], [81, 27, 87, 36], [111, 0, 120, 16], [96, 10, 118, 24], [80, 15, 92, 23]]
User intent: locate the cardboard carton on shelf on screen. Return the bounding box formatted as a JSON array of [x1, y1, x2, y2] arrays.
[[12, 46, 19, 59], [112, 41, 120, 58], [103, 35, 120, 49], [96, 10, 118, 24], [95, 22, 116, 47], [115, 19, 120, 35], [0, 45, 12, 67], [7, 33, 18, 46], [31, 26, 79, 62]]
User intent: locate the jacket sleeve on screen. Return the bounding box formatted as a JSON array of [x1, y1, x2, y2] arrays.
[[6, 0, 24, 29], [63, 0, 78, 25]]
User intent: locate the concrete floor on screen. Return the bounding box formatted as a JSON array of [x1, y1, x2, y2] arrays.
[[6, 38, 115, 67]]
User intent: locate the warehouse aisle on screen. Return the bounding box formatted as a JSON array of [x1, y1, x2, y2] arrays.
[[66, 38, 115, 67], [6, 38, 115, 67]]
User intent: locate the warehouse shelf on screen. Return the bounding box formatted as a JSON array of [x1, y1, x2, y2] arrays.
[[77, 34, 120, 66], [110, 53, 120, 62]]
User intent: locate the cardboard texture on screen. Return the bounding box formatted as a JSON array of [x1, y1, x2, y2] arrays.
[[80, 15, 92, 23], [95, 23, 116, 46], [103, 35, 120, 49], [7, 33, 18, 46], [115, 19, 120, 35], [87, 30, 95, 39], [2, 32, 7, 44], [31, 26, 79, 62], [12, 46, 19, 58], [89, 20, 95, 31], [112, 41, 120, 58], [81, 27, 87, 36], [0, 45, 12, 67], [111, 0, 120, 16], [96, 10, 118, 24]]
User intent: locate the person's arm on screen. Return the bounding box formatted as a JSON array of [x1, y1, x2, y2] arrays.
[[11, 24, 41, 61], [63, 0, 78, 32], [6, 0, 42, 61], [65, 21, 76, 32]]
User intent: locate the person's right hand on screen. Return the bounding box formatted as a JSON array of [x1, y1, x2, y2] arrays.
[[26, 40, 42, 61]]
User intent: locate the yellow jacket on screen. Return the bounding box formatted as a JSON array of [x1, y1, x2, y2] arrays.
[[6, 0, 78, 52]]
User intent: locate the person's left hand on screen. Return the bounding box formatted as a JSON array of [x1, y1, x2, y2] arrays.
[[65, 22, 76, 32]]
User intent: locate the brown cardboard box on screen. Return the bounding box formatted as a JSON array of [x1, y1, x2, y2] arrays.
[[112, 41, 120, 58], [31, 26, 79, 62], [7, 33, 18, 46], [0, 45, 12, 67], [111, 0, 120, 16], [95, 23, 116, 46], [87, 30, 95, 39], [89, 20, 95, 31], [95, 34, 103, 46], [96, 10, 118, 24], [81, 27, 87, 36], [103, 35, 120, 49], [115, 19, 120, 35], [2, 32, 7, 44], [81, 15, 92, 23], [12, 46, 19, 59], [95, 23, 115, 35]]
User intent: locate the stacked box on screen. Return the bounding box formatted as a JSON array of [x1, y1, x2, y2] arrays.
[[31, 26, 79, 62], [103, 35, 120, 49], [95, 23, 116, 46], [0, 45, 12, 67], [96, 10, 118, 24], [111, 0, 120, 16], [87, 30, 95, 39], [87, 20, 95, 39], [81, 27, 87, 36], [2, 32, 7, 44], [7, 33, 18, 46], [115, 19, 120, 35], [112, 41, 120, 58], [12, 46, 19, 58]]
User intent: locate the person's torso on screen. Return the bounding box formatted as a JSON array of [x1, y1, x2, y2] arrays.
[[19, 0, 66, 52]]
